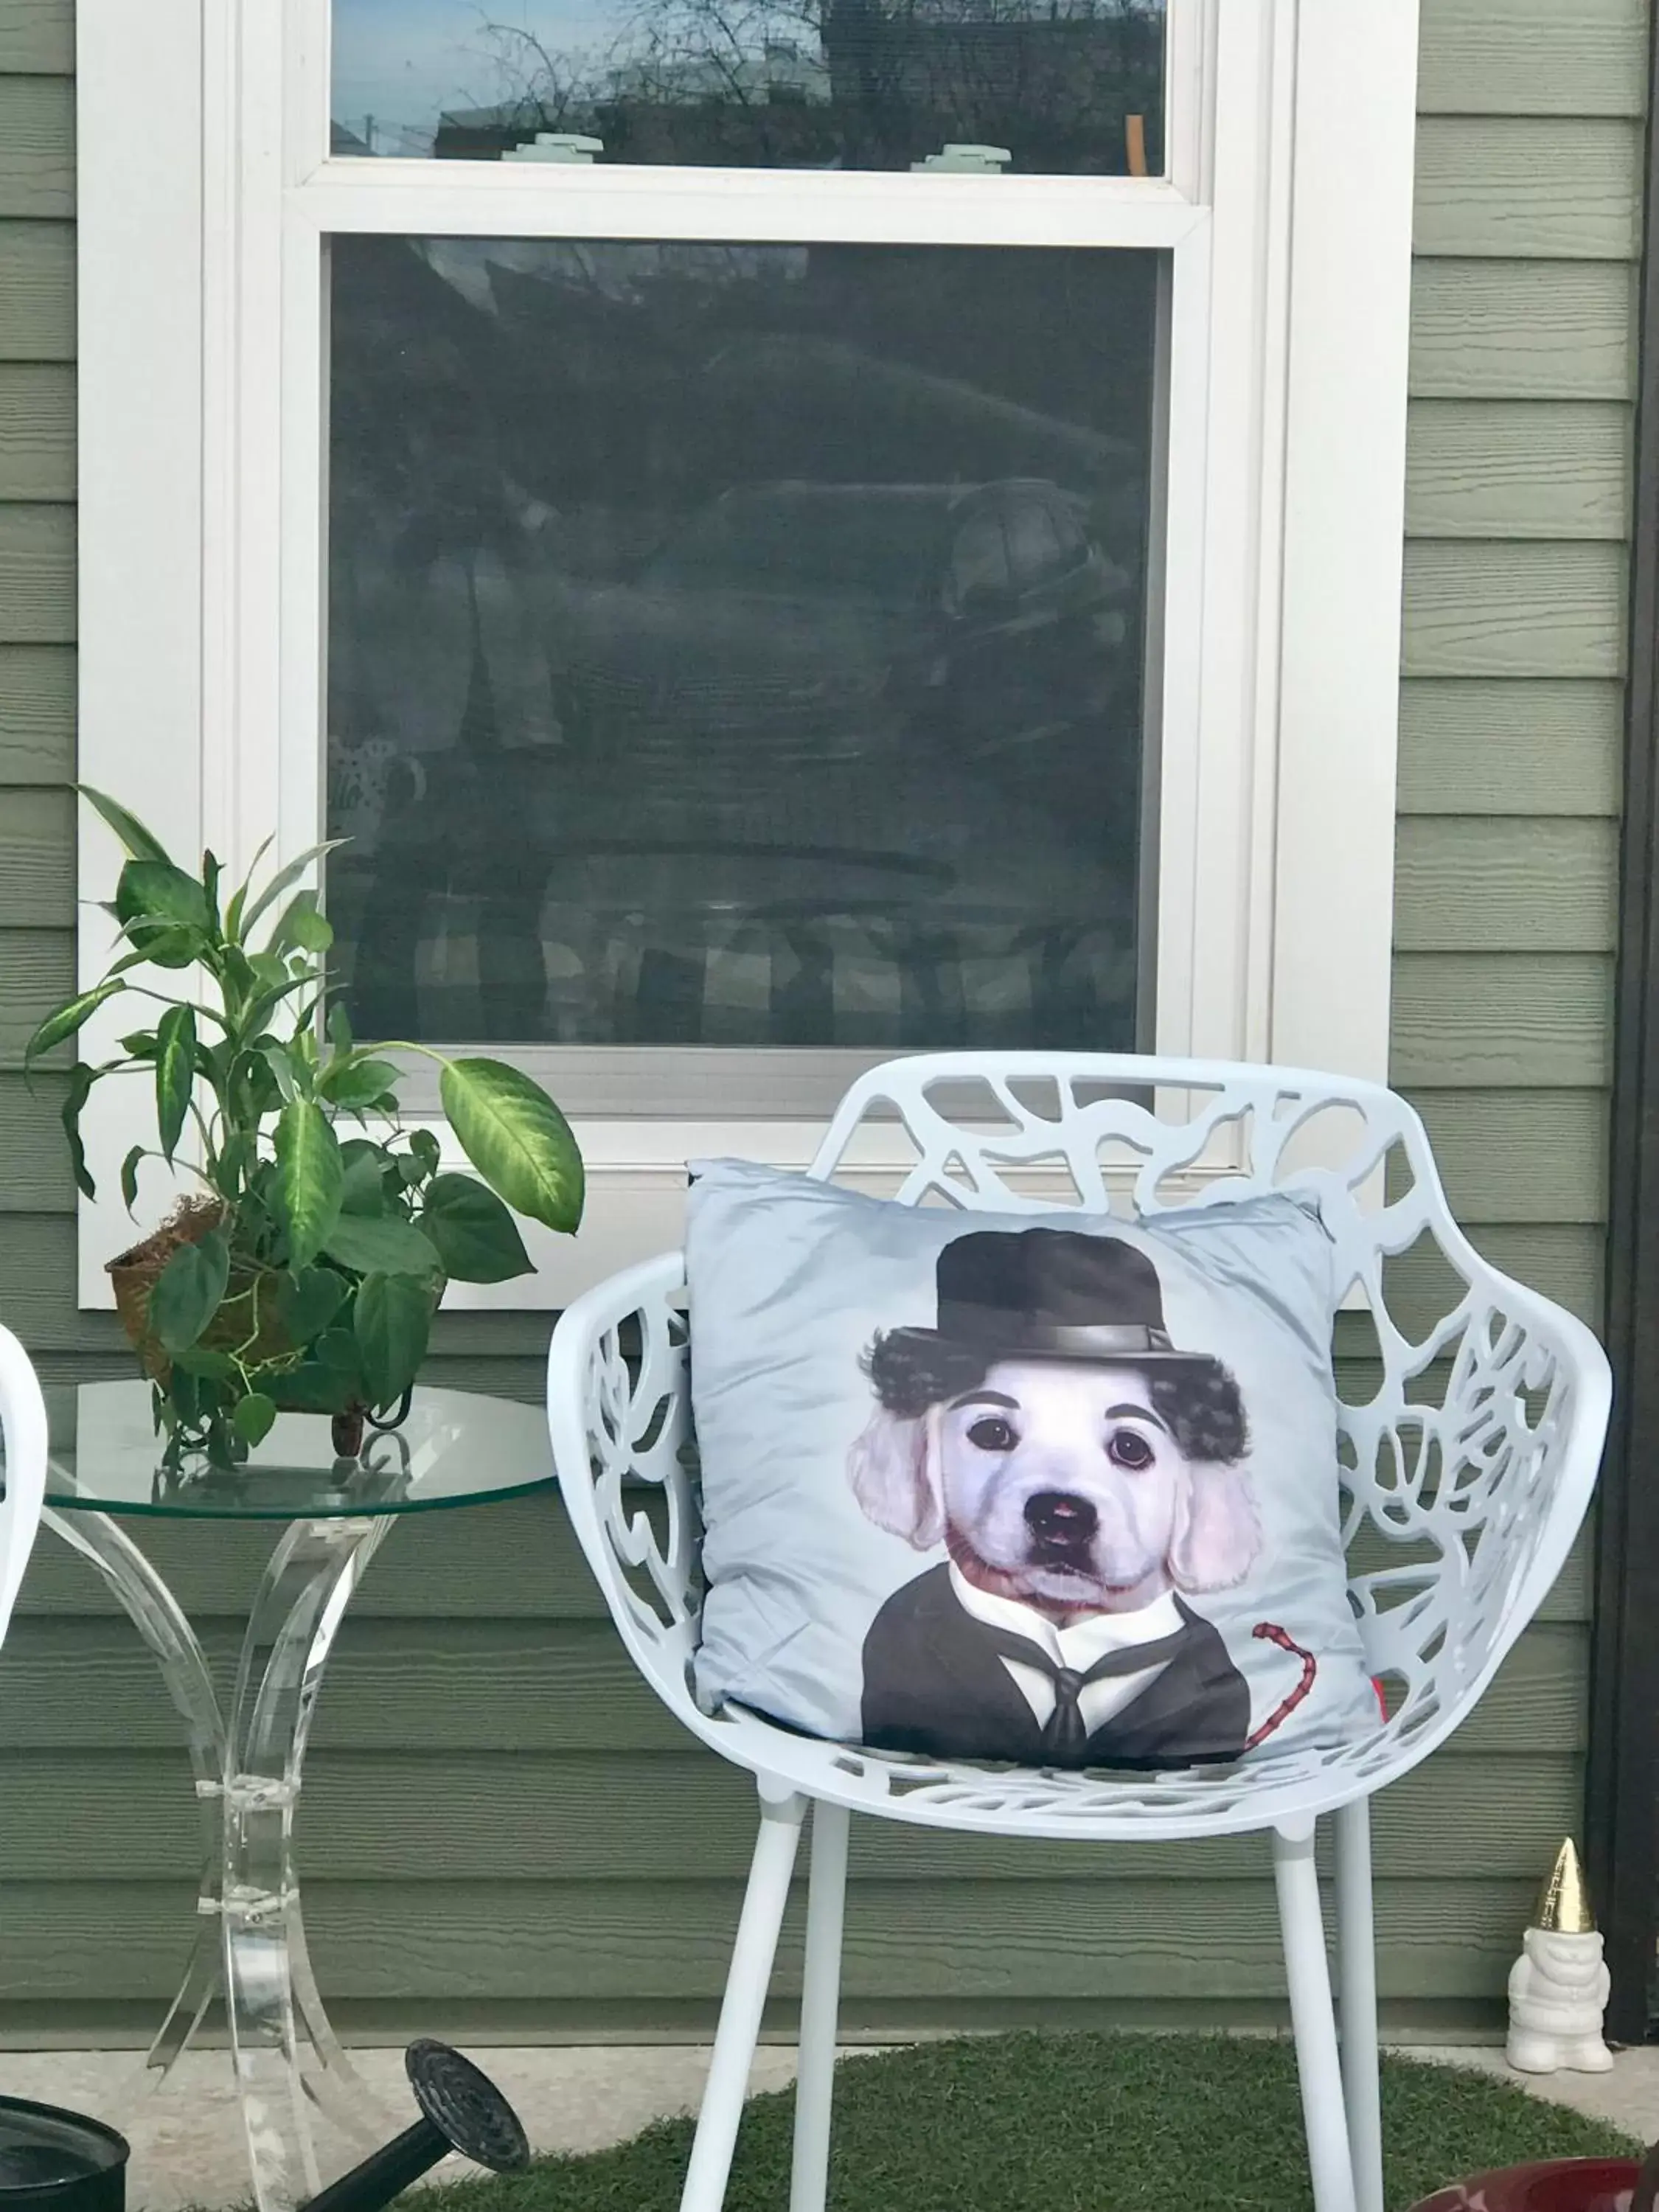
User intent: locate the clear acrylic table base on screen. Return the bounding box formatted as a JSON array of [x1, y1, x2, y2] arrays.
[[43, 1506, 394, 2212]]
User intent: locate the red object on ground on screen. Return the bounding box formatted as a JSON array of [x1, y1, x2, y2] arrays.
[[1409, 2162, 1644, 2212]]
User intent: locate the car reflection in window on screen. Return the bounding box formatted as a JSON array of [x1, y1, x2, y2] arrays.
[[550, 479, 1133, 768]]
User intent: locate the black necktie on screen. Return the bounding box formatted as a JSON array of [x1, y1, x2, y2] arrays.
[[978, 1621, 1191, 1759]]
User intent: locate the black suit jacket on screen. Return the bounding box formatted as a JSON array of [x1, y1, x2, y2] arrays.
[[860, 1564, 1251, 1767]]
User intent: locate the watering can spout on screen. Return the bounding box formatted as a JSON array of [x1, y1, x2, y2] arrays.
[[298, 2042, 529, 2212]]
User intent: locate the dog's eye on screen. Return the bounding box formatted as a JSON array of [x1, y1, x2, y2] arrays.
[[1107, 1428, 1155, 1470], [966, 1415, 1017, 1452]]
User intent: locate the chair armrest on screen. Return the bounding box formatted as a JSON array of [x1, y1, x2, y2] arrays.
[[1346, 1239, 1610, 1755], [546, 1251, 704, 1729]]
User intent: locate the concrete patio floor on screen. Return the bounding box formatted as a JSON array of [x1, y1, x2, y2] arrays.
[[1, 2041, 1654, 2211]]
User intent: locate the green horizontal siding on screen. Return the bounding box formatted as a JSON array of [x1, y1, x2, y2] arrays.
[[0, 0, 1632, 2038], [1410, 262, 1633, 398], [1414, 117, 1643, 260], [0, 221, 73, 359], [1404, 404, 1630, 540], [1397, 681, 1623, 813], [1416, 0, 1648, 116], [1385, 0, 1636, 2053]]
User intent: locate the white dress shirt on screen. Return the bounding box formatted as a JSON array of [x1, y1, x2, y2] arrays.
[[947, 1565, 1183, 1736]]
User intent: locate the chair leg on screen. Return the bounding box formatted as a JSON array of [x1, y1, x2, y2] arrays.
[[681, 1789, 807, 2212], [790, 1799, 851, 2212], [1273, 1823, 1360, 2212], [1335, 1799, 1384, 2212]]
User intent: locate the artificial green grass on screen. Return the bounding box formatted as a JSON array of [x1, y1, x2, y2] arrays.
[[428, 2032, 1642, 2212]]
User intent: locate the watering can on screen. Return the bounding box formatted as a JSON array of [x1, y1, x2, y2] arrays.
[[1410, 2134, 1659, 2212], [0, 2039, 528, 2212]]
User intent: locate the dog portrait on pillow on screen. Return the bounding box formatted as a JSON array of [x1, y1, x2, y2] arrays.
[[684, 1158, 1380, 1773], [848, 1225, 1312, 1767]]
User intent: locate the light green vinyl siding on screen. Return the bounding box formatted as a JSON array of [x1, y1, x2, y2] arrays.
[[0, 0, 1636, 2042]]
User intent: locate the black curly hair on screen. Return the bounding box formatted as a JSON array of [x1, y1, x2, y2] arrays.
[[863, 1328, 1250, 1465]]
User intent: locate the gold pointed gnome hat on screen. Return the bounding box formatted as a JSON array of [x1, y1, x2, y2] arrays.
[[1532, 1837, 1596, 1934]]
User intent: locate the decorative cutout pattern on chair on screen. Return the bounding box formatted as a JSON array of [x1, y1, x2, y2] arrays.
[[549, 1054, 1604, 1843]]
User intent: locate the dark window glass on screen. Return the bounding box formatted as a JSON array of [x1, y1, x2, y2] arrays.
[[332, 0, 1166, 174], [325, 235, 1161, 1051]]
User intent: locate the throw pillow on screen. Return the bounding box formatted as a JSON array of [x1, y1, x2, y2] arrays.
[[685, 1159, 1381, 1770]]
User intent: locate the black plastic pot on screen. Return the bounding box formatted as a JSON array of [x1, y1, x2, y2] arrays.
[[0, 2096, 129, 2212]]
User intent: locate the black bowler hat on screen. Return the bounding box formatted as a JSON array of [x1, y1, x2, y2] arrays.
[[914, 1226, 1217, 1370]]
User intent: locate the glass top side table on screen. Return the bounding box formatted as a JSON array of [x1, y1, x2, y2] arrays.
[[13, 1381, 555, 2212]]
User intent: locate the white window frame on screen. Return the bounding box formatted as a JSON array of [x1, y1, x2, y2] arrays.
[[74, 0, 1419, 1309]]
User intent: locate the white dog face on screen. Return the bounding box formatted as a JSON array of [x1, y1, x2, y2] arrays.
[[849, 1357, 1262, 1618]]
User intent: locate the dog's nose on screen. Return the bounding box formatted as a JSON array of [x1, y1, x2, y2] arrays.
[[1024, 1491, 1099, 1548]]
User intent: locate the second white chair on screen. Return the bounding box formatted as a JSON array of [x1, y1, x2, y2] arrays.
[[0, 1324, 48, 1654]]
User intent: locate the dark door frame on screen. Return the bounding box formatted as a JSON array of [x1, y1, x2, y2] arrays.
[[1587, 0, 1659, 2048]]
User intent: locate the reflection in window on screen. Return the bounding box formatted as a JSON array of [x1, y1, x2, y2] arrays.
[[325, 236, 1160, 1050], [331, 0, 1166, 174]]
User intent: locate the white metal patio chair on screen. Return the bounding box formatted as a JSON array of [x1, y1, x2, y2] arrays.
[[545, 1054, 1612, 2212], [0, 1326, 50, 1652]]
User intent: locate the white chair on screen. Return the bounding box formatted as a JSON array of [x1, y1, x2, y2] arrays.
[[0, 1326, 49, 1650], [546, 1054, 1612, 2212]]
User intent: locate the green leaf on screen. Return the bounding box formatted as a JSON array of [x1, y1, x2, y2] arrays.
[[119, 1144, 145, 1216], [274, 1358, 356, 1413], [316, 1326, 361, 1374], [328, 1001, 354, 1057], [154, 1004, 198, 1164], [215, 1130, 254, 1203], [168, 1364, 200, 1428], [170, 1344, 237, 1380], [270, 888, 334, 958], [119, 1029, 159, 1060], [274, 1099, 344, 1273], [338, 1138, 391, 1215], [262, 1044, 299, 1105], [353, 1271, 433, 1411], [240, 841, 347, 945], [322, 1212, 443, 1278], [317, 1057, 400, 1111], [24, 979, 126, 1069], [420, 1172, 534, 1284], [135, 928, 201, 971], [438, 1058, 584, 1236], [224, 834, 275, 945], [276, 1265, 347, 1349], [148, 1230, 231, 1357], [77, 786, 172, 867], [60, 1060, 98, 1200], [232, 1392, 277, 1448], [114, 854, 212, 942], [408, 1127, 441, 1173]]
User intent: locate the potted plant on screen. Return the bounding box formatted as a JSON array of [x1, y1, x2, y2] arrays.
[[27, 788, 584, 1471]]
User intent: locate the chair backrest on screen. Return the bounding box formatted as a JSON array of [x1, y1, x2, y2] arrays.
[[0, 1326, 48, 1650], [551, 1052, 1610, 1778]]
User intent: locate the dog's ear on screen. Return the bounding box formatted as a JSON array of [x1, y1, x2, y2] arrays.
[[846, 1405, 945, 1551], [1166, 1461, 1262, 1592]]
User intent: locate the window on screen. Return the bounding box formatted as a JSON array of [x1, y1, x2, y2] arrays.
[[76, 0, 1419, 1306], [326, 237, 1155, 1058]]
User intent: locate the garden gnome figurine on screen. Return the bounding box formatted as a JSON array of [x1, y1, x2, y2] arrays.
[[1506, 1838, 1613, 2074]]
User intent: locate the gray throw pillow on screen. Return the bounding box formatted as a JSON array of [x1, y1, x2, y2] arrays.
[[685, 1158, 1382, 1770]]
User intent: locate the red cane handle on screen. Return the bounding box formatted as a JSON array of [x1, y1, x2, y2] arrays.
[[1245, 1623, 1318, 1751]]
